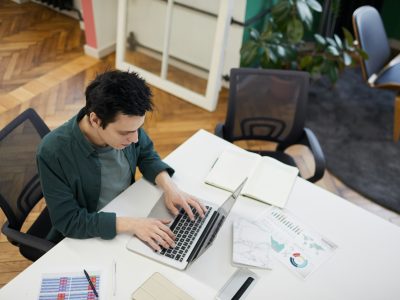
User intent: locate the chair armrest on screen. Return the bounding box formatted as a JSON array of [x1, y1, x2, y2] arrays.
[[214, 123, 225, 138], [277, 128, 326, 183], [2, 222, 55, 253]]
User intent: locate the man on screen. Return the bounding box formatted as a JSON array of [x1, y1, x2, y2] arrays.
[[37, 70, 205, 251]]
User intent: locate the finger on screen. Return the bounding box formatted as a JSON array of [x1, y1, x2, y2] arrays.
[[160, 219, 173, 225], [152, 233, 171, 249], [165, 202, 180, 216], [146, 238, 161, 252], [188, 199, 206, 218], [156, 229, 176, 248], [159, 222, 176, 240], [181, 201, 195, 221], [198, 201, 207, 213]]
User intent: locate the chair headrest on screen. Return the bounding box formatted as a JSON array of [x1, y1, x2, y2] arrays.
[[353, 6, 391, 79]]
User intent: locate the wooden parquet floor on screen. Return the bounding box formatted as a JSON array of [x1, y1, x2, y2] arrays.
[[0, 0, 84, 94], [0, 0, 399, 289]]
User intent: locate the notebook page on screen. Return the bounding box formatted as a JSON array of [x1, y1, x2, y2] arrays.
[[204, 150, 260, 192], [242, 157, 298, 207]]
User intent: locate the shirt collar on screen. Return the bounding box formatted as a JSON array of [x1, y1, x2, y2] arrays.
[[72, 108, 97, 157]]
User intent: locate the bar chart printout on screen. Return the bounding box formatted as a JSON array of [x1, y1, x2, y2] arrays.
[[257, 207, 337, 279], [38, 272, 101, 300]]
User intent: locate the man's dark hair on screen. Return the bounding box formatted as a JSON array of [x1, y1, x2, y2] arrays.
[[84, 70, 153, 128]]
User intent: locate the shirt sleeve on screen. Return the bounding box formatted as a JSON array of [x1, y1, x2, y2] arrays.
[[37, 142, 116, 240], [136, 128, 174, 184]]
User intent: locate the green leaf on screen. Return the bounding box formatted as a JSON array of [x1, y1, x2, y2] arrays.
[[327, 45, 340, 56], [272, 0, 291, 24], [287, 18, 304, 43], [296, 1, 313, 29], [328, 66, 339, 82], [300, 55, 313, 69], [313, 55, 324, 65], [334, 34, 343, 49], [260, 26, 272, 40], [310, 64, 322, 78], [260, 53, 270, 68], [268, 47, 278, 63], [359, 49, 369, 60], [271, 0, 290, 15], [326, 37, 336, 47], [342, 27, 354, 48], [343, 52, 352, 66], [314, 34, 326, 46], [306, 0, 322, 12], [240, 41, 259, 66]]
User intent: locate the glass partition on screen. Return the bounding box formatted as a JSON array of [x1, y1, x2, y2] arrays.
[[117, 0, 235, 111]]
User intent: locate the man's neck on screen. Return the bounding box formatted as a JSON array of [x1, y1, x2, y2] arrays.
[[78, 115, 107, 147]]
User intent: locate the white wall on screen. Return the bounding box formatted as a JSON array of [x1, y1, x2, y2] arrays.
[[92, 0, 118, 52]]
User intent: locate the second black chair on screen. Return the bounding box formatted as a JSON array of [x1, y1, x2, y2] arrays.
[[215, 68, 325, 183], [0, 108, 55, 261]]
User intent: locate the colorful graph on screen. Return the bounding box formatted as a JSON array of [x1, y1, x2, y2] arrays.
[[271, 236, 285, 252], [39, 273, 100, 300], [289, 252, 308, 268], [270, 209, 303, 236], [258, 207, 337, 279]]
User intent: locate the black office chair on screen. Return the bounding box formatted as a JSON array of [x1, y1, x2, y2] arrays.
[[352, 5, 400, 142], [0, 108, 55, 261], [215, 68, 325, 183]]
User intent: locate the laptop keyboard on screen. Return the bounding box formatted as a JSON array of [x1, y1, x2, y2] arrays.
[[160, 206, 211, 262]]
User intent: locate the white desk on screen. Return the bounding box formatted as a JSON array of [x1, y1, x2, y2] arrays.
[[1, 129, 400, 299]]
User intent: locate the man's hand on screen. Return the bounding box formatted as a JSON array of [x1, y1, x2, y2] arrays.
[[155, 171, 207, 221], [163, 188, 206, 221], [116, 217, 175, 251]]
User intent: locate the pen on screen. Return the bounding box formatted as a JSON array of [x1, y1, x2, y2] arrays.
[[113, 260, 117, 297], [83, 269, 99, 298]]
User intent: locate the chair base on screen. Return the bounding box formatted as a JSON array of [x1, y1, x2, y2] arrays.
[[394, 94, 400, 142]]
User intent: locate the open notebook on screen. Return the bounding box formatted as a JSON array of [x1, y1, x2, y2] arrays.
[[205, 149, 298, 208]]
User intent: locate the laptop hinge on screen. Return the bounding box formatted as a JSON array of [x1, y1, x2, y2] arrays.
[[186, 211, 219, 263]]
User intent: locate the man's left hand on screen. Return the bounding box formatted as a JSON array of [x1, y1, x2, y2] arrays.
[[155, 171, 207, 221], [164, 187, 206, 221]]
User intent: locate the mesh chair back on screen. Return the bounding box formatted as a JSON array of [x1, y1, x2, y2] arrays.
[[0, 109, 50, 230], [353, 6, 391, 79], [224, 68, 309, 144]]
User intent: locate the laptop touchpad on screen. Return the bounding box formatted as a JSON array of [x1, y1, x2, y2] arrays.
[[148, 194, 175, 219]]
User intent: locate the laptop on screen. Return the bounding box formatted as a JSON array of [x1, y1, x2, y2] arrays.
[[126, 179, 246, 270]]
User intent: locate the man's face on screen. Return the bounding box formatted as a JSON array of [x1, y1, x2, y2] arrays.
[[92, 112, 145, 150]]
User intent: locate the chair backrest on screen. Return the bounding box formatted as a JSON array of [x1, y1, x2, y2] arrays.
[[0, 109, 50, 230], [224, 68, 309, 144], [352, 6, 391, 80]]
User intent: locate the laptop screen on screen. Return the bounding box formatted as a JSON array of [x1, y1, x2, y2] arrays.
[[187, 179, 247, 264], [217, 177, 246, 217]]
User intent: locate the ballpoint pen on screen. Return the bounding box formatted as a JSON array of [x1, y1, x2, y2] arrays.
[[113, 260, 117, 297], [83, 269, 99, 298]]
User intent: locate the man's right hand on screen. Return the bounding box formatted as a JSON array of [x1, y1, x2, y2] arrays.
[[116, 217, 176, 251]]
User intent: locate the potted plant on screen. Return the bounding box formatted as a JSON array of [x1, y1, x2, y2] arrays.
[[240, 0, 367, 83]]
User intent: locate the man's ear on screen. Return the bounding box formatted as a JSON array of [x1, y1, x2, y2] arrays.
[[89, 112, 102, 128]]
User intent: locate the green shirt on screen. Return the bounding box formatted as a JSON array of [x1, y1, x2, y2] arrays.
[[36, 109, 174, 243]]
